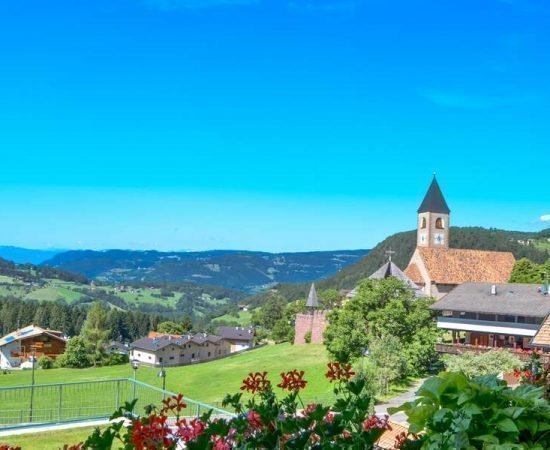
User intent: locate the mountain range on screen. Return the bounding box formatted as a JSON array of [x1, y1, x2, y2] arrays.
[[42, 249, 370, 293]]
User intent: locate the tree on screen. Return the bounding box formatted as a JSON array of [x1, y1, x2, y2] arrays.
[[252, 295, 286, 330], [57, 336, 91, 368], [81, 302, 111, 366], [157, 321, 186, 335], [368, 335, 407, 395], [509, 258, 544, 283], [442, 349, 522, 378], [324, 277, 438, 376], [271, 319, 293, 343]]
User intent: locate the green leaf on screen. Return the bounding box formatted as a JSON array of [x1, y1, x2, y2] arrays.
[[496, 417, 518, 433]]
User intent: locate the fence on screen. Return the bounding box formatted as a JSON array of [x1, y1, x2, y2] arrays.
[[0, 378, 234, 431]]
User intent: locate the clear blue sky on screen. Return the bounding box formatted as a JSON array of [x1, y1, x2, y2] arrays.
[[0, 0, 548, 252]]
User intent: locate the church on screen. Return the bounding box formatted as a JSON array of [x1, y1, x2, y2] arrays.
[[403, 177, 516, 298]]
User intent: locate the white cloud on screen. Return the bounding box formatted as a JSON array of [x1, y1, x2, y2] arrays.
[[540, 214, 550, 222], [144, 0, 258, 10]]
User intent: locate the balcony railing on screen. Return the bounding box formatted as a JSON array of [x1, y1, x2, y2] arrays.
[[435, 343, 550, 363]]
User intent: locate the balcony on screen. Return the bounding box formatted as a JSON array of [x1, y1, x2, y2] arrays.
[[436, 317, 540, 337], [435, 343, 550, 364]]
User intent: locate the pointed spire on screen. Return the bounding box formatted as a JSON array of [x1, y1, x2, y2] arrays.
[[306, 283, 319, 308], [417, 175, 450, 214]]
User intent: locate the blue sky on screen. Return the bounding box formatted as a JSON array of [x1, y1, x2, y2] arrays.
[[0, 0, 548, 252]]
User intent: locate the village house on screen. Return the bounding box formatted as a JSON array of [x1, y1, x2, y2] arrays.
[[130, 332, 231, 366], [431, 282, 550, 358], [0, 325, 67, 369], [217, 326, 255, 352]]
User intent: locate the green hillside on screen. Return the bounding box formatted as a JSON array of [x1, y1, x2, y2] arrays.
[[252, 227, 550, 303], [0, 257, 245, 321]]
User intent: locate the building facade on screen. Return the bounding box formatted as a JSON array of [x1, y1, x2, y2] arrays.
[[431, 282, 550, 352], [130, 333, 232, 366], [0, 325, 67, 369]]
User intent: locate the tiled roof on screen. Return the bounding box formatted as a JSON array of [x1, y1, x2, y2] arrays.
[[404, 263, 423, 284], [218, 326, 255, 341], [409, 247, 515, 285], [430, 282, 550, 317], [532, 315, 550, 348], [376, 421, 408, 449]]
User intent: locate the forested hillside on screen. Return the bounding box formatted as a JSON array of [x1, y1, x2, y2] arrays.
[[43, 249, 369, 293], [250, 227, 550, 304]]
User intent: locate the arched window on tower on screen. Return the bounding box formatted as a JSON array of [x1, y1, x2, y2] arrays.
[[421, 217, 427, 229], [435, 218, 444, 229]]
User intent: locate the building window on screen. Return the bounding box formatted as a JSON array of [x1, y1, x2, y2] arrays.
[[192, 353, 195, 358], [498, 315, 515, 323], [159, 357, 163, 363], [148, 356, 152, 360], [208, 352, 211, 357], [421, 217, 427, 229], [435, 218, 444, 229], [478, 313, 496, 321], [169, 356, 174, 360]]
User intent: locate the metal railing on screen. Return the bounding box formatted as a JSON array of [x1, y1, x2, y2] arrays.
[[0, 378, 234, 431]]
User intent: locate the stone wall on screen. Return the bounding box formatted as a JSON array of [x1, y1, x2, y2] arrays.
[[294, 311, 328, 345]]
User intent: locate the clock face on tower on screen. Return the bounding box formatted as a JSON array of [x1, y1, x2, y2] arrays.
[[420, 233, 427, 244], [434, 233, 445, 245]]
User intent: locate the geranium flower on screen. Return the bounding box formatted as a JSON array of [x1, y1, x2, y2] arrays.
[[325, 362, 355, 382], [240, 371, 271, 394], [277, 370, 307, 392]]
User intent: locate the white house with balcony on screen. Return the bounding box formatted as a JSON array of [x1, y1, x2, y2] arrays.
[[430, 282, 550, 352]]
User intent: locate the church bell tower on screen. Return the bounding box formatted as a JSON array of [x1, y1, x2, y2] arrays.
[[417, 175, 450, 249]]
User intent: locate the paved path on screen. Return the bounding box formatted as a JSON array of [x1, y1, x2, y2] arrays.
[[374, 378, 426, 425], [0, 419, 108, 438]]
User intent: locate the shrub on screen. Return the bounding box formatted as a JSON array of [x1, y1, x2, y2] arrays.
[[37, 356, 54, 369], [104, 352, 130, 366], [391, 371, 550, 449], [303, 331, 312, 344], [442, 349, 522, 378]]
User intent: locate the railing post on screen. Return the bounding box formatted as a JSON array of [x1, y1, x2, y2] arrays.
[[116, 380, 120, 411], [58, 385, 62, 422]]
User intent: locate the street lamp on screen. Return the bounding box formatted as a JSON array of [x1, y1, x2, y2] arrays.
[[29, 347, 37, 423], [157, 363, 167, 398], [131, 359, 139, 405]]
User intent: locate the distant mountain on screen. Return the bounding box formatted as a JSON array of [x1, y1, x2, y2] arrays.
[[43, 249, 370, 293], [250, 227, 550, 304], [0, 246, 63, 264]]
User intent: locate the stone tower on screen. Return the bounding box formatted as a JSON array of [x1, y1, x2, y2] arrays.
[[417, 176, 450, 249]]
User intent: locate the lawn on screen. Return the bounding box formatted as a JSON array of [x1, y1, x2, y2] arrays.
[[1, 425, 100, 449], [0, 344, 334, 406], [213, 310, 253, 326]]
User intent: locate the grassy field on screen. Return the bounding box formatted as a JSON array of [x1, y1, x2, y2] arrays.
[[0, 344, 334, 405], [1, 426, 100, 449], [213, 309, 253, 326]]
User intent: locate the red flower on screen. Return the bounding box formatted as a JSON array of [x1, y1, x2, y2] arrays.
[[325, 362, 355, 382], [247, 409, 263, 429], [277, 370, 308, 392], [177, 418, 206, 442], [240, 371, 271, 394], [160, 393, 187, 414], [363, 414, 391, 431]]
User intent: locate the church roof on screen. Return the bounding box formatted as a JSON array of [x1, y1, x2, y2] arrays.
[[370, 260, 423, 293], [306, 283, 319, 308], [418, 176, 450, 214], [405, 247, 515, 285]]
